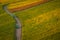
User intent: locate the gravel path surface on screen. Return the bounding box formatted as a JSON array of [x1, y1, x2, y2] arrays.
[[3, 5, 22, 40]]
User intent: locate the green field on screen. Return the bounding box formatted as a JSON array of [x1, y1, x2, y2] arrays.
[[0, 0, 60, 40]]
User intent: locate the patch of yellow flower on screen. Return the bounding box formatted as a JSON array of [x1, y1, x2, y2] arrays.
[[7, 0, 44, 9], [23, 9, 60, 40], [24, 9, 60, 26]]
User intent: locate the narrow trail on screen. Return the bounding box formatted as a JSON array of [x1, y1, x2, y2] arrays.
[[2, 0, 51, 40], [3, 5, 22, 40]]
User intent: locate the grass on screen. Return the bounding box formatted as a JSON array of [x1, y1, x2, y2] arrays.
[[0, 22, 15, 40], [40, 32, 60, 40], [21, 9, 60, 40], [0, 0, 60, 40]]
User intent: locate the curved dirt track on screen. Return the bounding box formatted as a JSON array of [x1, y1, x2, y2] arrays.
[[3, 5, 22, 40], [3, 0, 51, 40], [8, 0, 50, 12]]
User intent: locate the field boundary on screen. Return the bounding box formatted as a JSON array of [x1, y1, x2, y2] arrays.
[[8, 0, 50, 12]]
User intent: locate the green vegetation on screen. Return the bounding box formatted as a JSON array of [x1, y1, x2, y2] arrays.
[[0, 0, 26, 5], [40, 32, 60, 40], [0, 0, 60, 40]]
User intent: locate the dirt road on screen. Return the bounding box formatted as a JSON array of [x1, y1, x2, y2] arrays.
[[3, 5, 22, 40]]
